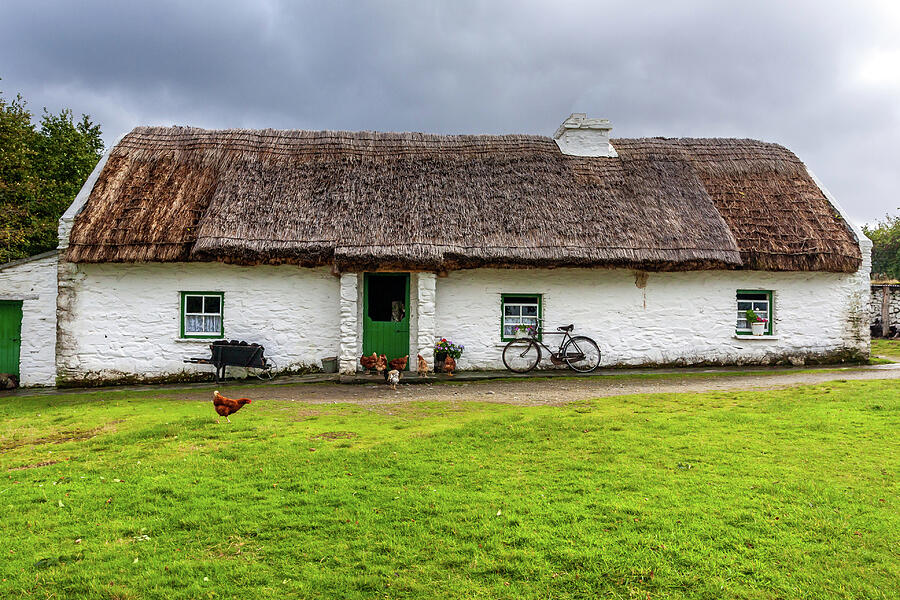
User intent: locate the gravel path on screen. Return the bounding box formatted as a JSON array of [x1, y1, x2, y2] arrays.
[[198, 364, 900, 407]]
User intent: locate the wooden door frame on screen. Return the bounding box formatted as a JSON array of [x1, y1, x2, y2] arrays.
[[0, 300, 23, 377], [362, 273, 411, 368]]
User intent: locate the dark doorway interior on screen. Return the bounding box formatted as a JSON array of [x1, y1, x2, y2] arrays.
[[367, 275, 407, 322]]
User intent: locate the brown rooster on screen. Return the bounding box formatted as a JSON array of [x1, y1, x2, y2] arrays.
[[416, 354, 430, 378], [444, 355, 456, 376], [360, 352, 378, 374], [374, 354, 388, 374], [389, 355, 408, 372], [213, 390, 252, 423]]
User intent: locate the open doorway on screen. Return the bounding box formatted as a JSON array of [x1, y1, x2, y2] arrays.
[[362, 273, 410, 369]]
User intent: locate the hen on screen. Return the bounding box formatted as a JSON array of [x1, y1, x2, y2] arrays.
[[213, 390, 252, 423], [375, 354, 388, 374], [444, 355, 456, 376], [389, 355, 408, 372], [360, 352, 378, 374], [386, 369, 401, 390], [416, 354, 430, 378]]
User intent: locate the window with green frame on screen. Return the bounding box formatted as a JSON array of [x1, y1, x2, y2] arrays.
[[180, 292, 224, 338], [736, 290, 773, 335], [501, 294, 542, 341]]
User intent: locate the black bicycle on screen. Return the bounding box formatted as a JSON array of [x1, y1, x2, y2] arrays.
[[502, 322, 601, 373]]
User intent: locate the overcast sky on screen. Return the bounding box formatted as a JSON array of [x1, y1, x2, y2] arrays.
[[2, 0, 898, 225]]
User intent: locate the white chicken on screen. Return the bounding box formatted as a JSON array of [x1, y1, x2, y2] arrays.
[[387, 369, 401, 390]]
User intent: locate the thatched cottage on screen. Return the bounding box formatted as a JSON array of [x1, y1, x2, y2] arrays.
[[0, 114, 871, 386]]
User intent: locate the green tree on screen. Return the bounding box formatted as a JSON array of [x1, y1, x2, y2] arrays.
[[0, 84, 103, 263], [862, 214, 900, 281]]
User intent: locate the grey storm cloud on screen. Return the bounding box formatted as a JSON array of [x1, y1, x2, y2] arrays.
[[2, 0, 899, 223]]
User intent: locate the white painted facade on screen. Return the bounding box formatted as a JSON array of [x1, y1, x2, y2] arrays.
[[43, 255, 873, 383], [5, 249, 870, 385], [56, 262, 340, 384], [434, 262, 870, 370], [0, 252, 59, 386]]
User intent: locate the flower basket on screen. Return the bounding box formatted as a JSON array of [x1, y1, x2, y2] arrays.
[[434, 351, 448, 372], [512, 324, 538, 339], [434, 338, 464, 372]]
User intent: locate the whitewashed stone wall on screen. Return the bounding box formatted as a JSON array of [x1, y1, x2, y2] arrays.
[[0, 252, 59, 386], [339, 272, 360, 375], [435, 266, 870, 370], [51, 259, 870, 382], [57, 262, 340, 384], [869, 285, 900, 328], [415, 272, 437, 369]]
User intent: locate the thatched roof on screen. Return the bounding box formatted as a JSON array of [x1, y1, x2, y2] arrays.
[[66, 126, 861, 272]]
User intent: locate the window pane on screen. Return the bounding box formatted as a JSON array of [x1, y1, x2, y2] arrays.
[[738, 292, 768, 301], [736, 291, 772, 332], [502, 295, 540, 338], [204, 315, 221, 333], [185, 314, 204, 332], [204, 296, 221, 314], [186, 296, 203, 313]]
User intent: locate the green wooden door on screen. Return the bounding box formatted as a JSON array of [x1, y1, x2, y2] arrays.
[[363, 274, 410, 369], [0, 301, 23, 377]]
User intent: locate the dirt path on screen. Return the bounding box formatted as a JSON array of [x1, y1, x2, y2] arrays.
[[198, 364, 900, 407]]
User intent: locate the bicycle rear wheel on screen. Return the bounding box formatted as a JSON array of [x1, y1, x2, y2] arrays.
[[502, 339, 541, 373], [562, 336, 601, 373]]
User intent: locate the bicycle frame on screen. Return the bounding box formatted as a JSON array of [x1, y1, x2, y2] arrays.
[[523, 329, 574, 358]]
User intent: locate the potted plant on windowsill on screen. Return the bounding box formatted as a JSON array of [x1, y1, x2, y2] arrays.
[[434, 338, 464, 372], [746, 309, 768, 336]]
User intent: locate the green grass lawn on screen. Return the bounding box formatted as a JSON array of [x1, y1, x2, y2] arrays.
[[872, 338, 900, 361], [1, 382, 898, 599]]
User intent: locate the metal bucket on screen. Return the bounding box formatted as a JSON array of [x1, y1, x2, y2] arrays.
[[321, 356, 338, 373]]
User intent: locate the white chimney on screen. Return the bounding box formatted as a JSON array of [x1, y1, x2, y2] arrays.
[[552, 113, 617, 157]]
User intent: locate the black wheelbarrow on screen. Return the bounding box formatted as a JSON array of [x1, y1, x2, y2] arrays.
[[185, 340, 276, 382]]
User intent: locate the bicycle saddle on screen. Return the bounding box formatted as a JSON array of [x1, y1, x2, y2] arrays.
[[557, 324, 574, 332]]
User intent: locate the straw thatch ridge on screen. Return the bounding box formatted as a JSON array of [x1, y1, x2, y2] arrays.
[[66, 126, 861, 273], [613, 138, 861, 272]]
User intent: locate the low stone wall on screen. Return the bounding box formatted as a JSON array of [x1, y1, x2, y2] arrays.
[[870, 284, 900, 331]]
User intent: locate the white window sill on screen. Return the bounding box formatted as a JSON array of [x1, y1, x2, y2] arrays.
[[174, 338, 222, 343], [733, 335, 780, 341]]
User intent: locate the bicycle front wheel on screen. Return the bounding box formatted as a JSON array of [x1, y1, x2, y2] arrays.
[[562, 336, 601, 373], [502, 339, 541, 373]]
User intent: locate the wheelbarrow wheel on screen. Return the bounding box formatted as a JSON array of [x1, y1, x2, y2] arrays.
[[255, 359, 276, 380]]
